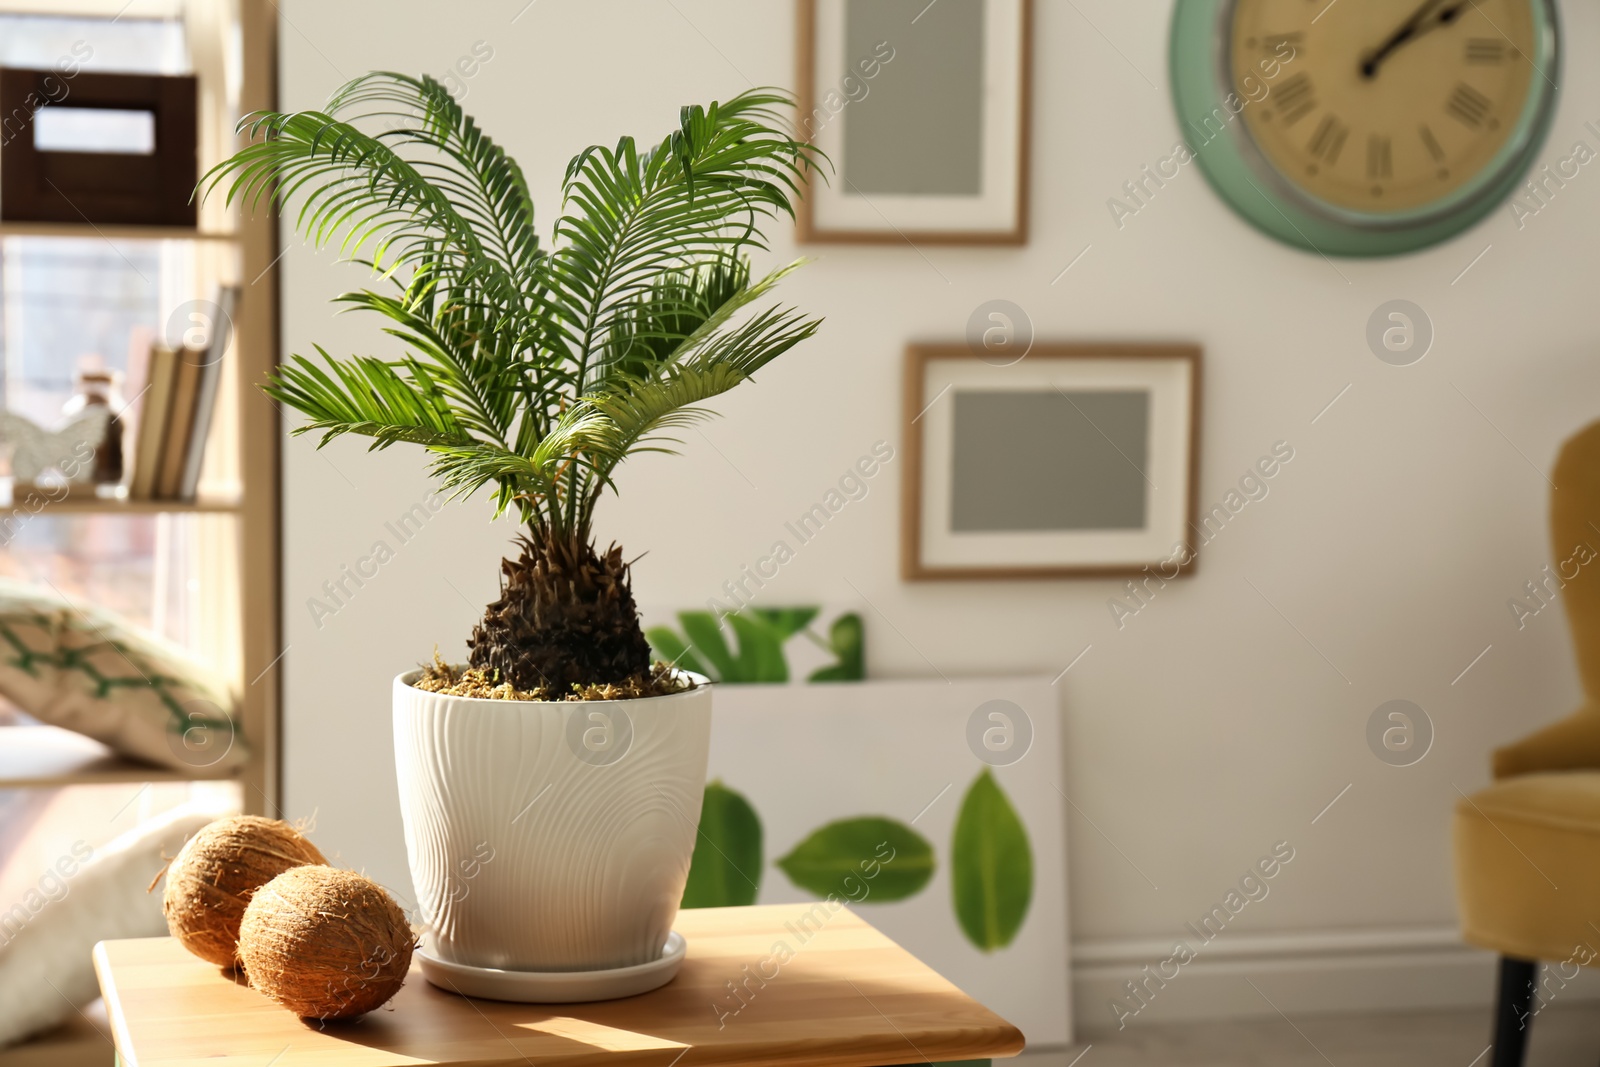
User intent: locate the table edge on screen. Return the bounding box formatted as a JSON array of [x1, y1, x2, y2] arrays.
[[90, 933, 1030, 1067], [93, 939, 141, 1067]]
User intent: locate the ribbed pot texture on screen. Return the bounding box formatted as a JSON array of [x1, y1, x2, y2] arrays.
[[393, 670, 712, 971]]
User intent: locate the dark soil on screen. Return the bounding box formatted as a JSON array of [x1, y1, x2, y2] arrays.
[[413, 651, 693, 702]]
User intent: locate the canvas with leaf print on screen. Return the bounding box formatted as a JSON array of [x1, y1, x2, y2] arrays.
[[643, 605, 864, 683], [671, 671, 1071, 1047]]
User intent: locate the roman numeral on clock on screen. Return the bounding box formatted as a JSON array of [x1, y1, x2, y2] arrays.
[[1447, 83, 1493, 128], [1466, 37, 1506, 63], [1419, 124, 1446, 162], [1273, 73, 1316, 127], [1307, 114, 1348, 165], [1263, 32, 1302, 54], [1367, 134, 1392, 180]]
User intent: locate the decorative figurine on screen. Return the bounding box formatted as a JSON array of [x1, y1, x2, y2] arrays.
[[0, 408, 109, 494]]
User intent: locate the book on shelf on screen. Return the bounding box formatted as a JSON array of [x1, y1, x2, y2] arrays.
[[127, 286, 237, 502], [155, 352, 203, 498], [178, 286, 235, 500], [129, 345, 177, 500]]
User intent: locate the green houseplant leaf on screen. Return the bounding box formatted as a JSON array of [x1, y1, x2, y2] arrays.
[[657, 610, 790, 683], [673, 611, 738, 679], [724, 612, 788, 682], [951, 769, 1033, 951], [750, 607, 819, 640], [777, 817, 933, 902], [681, 781, 762, 908], [644, 625, 711, 677], [807, 612, 864, 682]]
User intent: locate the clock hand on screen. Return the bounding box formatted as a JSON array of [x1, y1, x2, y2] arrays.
[[1361, 0, 1467, 79], [1365, 0, 1450, 66]]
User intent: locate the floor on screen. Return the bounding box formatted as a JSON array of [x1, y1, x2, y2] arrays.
[[1017, 1002, 1600, 1067], [0, 1001, 109, 1067]]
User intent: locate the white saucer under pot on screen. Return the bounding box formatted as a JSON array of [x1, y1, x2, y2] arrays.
[[416, 931, 688, 1003]]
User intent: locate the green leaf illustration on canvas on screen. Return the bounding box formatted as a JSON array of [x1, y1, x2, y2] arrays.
[[951, 769, 1033, 951], [681, 781, 763, 908], [652, 610, 786, 681], [777, 816, 934, 902], [807, 613, 863, 682], [752, 606, 820, 640], [642, 623, 710, 679], [646, 606, 863, 683]]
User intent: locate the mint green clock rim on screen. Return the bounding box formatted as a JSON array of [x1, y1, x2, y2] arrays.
[[1168, 0, 1561, 258]]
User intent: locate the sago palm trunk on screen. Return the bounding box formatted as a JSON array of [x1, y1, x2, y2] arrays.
[[468, 530, 653, 692]]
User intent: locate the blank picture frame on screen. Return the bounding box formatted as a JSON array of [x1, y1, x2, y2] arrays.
[[796, 0, 1032, 244], [903, 344, 1202, 580]]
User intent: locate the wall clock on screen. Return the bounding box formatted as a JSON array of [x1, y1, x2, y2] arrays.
[[1170, 0, 1560, 256]]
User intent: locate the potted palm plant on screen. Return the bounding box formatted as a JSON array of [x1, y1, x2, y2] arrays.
[[206, 73, 821, 1000]]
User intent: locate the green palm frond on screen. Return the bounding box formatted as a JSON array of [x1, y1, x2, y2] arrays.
[[597, 257, 809, 385], [598, 256, 750, 381], [324, 73, 545, 293], [264, 348, 474, 450], [669, 263, 814, 371], [218, 77, 823, 541], [206, 112, 514, 307], [582, 362, 752, 461], [551, 91, 820, 383], [584, 303, 819, 472], [427, 405, 612, 523], [337, 284, 522, 440]]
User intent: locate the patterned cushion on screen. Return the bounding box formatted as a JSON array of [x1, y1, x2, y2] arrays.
[[0, 579, 246, 773]]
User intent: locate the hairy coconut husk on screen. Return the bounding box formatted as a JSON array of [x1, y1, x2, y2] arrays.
[[467, 532, 652, 692], [238, 865, 415, 1020], [162, 815, 328, 968]]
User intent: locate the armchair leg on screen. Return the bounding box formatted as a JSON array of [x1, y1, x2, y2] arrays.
[[1492, 955, 1537, 1067]]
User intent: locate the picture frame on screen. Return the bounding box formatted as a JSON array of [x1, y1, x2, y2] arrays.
[[795, 0, 1032, 245], [903, 343, 1202, 580]]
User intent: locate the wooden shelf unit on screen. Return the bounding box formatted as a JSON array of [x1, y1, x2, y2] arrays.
[[2, 491, 242, 517], [235, 0, 283, 820], [0, 725, 237, 788], [0, 0, 281, 815], [0, 221, 239, 243]]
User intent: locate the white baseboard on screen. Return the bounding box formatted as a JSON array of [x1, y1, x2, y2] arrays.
[[1071, 926, 1600, 1032]]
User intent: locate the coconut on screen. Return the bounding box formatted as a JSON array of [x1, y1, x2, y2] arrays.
[[237, 865, 415, 1020], [162, 815, 328, 967]]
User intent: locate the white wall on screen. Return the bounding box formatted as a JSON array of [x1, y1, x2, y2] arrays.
[[279, 0, 1600, 1029]]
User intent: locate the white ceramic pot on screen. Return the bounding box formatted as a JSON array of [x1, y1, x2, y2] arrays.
[[392, 669, 712, 972]]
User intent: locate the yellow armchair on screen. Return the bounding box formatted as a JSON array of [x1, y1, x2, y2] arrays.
[[1453, 418, 1600, 1067], [1491, 708, 1600, 780]]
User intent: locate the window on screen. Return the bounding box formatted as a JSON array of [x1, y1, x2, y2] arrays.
[[0, 3, 251, 911]]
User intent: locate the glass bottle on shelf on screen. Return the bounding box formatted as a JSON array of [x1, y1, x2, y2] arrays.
[[62, 369, 126, 491]]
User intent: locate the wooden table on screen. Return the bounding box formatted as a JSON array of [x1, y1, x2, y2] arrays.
[[93, 903, 1027, 1067]]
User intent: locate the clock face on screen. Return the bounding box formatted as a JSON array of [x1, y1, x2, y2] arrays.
[[1169, 0, 1559, 255], [1229, 0, 1539, 215]]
